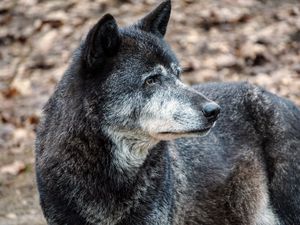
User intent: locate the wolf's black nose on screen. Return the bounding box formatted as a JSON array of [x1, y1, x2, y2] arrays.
[[202, 102, 221, 121]]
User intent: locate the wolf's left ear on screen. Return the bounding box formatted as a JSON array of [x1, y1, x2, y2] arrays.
[[135, 0, 171, 38], [82, 14, 120, 71]]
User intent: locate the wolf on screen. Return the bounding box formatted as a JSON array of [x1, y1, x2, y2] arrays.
[[35, 1, 300, 225]]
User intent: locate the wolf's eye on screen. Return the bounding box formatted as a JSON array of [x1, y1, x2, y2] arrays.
[[144, 75, 160, 86]]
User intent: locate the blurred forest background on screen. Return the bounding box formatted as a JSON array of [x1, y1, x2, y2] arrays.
[[0, 0, 299, 224]]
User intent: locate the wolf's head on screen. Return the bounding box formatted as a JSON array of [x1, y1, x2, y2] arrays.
[[68, 0, 220, 144]]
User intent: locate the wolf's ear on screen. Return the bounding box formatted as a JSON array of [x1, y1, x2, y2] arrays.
[[136, 0, 171, 38], [82, 14, 120, 71]]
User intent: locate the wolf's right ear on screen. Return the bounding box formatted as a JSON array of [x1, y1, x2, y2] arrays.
[[82, 14, 120, 72], [135, 0, 171, 38]]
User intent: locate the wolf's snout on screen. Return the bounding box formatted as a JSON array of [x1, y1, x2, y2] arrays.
[[202, 102, 221, 122]]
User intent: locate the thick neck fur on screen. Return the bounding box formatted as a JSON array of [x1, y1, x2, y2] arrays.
[[60, 127, 162, 188], [44, 120, 172, 224]]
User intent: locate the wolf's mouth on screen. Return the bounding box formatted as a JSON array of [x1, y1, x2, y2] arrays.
[[151, 122, 216, 140], [158, 127, 211, 135]]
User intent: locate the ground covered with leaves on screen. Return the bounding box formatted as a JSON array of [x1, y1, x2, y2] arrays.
[[0, 0, 299, 224]]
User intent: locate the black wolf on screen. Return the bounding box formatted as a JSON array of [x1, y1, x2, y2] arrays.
[[35, 1, 300, 224]]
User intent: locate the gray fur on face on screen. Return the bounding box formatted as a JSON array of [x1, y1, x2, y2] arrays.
[[139, 77, 213, 140]]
